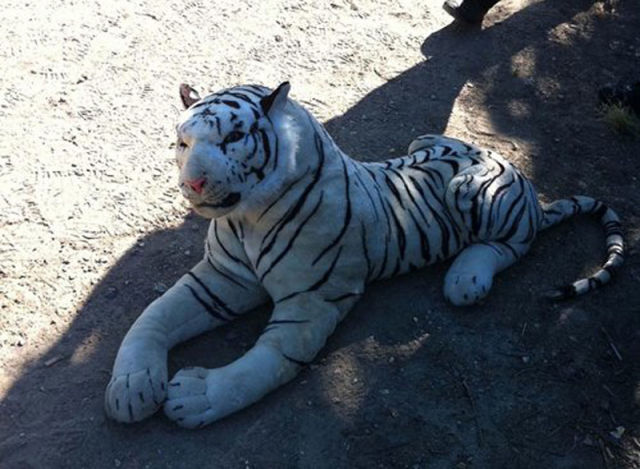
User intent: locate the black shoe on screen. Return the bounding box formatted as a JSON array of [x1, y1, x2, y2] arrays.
[[598, 81, 640, 116], [442, 0, 500, 24]]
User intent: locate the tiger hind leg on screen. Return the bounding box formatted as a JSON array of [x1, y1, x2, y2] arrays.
[[442, 156, 541, 306], [444, 241, 530, 306]]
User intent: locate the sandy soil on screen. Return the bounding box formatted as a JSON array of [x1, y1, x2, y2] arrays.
[[1, 0, 640, 467]]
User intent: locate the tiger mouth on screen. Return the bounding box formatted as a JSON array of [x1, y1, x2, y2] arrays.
[[196, 192, 241, 209]]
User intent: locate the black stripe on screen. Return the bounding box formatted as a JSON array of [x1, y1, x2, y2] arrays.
[[226, 91, 258, 106], [498, 198, 527, 243], [328, 292, 362, 302], [487, 175, 517, 233], [391, 170, 432, 230], [282, 353, 310, 367], [186, 272, 239, 317], [189, 99, 214, 110], [257, 169, 310, 221], [407, 209, 431, 263], [415, 175, 455, 259], [267, 319, 311, 325], [354, 167, 379, 221], [312, 157, 352, 265], [260, 192, 325, 281], [257, 133, 326, 266], [227, 219, 240, 240], [384, 173, 405, 209], [258, 129, 272, 174], [214, 221, 253, 271], [360, 221, 373, 281], [276, 246, 343, 303], [495, 177, 526, 237], [593, 204, 609, 219], [440, 158, 460, 173], [184, 284, 229, 322], [472, 163, 506, 234], [385, 199, 406, 260], [237, 86, 267, 99], [221, 99, 240, 109], [206, 255, 248, 290], [375, 234, 390, 280]]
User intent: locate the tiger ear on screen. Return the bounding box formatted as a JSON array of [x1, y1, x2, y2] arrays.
[[260, 82, 290, 116], [179, 83, 202, 109]]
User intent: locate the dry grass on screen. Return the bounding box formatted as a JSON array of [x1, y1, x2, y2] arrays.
[[601, 103, 640, 136]]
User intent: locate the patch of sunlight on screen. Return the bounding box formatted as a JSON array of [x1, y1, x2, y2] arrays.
[[548, 21, 581, 46], [321, 332, 431, 416], [69, 330, 102, 365], [507, 99, 531, 119], [322, 351, 366, 414], [536, 76, 563, 100], [0, 368, 14, 400], [510, 46, 536, 79]]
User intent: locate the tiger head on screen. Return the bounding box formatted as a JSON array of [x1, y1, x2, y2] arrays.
[[175, 82, 298, 218]]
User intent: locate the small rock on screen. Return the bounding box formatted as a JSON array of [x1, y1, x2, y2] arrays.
[[610, 426, 625, 440], [522, 356, 530, 364], [380, 389, 390, 395], [114, 459, 122, 468], [153, 282, 168, 294]]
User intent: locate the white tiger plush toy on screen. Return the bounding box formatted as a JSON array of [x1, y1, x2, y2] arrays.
[[105, 82, 624, 428]]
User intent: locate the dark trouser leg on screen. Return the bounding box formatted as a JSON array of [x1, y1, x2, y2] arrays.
[[443, 0, 501, 23]]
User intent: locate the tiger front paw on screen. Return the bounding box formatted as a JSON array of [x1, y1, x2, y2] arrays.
[[444, 271, 492, 306], [164, 366, 258, 429], [105, 364, 168, 423], [163, 367, 221, 429]]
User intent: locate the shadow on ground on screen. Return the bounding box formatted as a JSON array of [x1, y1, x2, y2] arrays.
[[2, 1, 640, 468]]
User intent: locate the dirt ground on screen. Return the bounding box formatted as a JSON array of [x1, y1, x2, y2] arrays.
[[1, 0, 640, 467]]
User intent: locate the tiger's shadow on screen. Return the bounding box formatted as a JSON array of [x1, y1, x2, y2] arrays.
[[2, 0, 640, 467]]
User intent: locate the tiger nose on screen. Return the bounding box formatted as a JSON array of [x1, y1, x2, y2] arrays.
[[186, 176, 207, 194]]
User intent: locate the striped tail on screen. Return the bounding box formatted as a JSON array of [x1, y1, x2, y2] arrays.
[[539, 196, 624, 300]]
